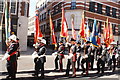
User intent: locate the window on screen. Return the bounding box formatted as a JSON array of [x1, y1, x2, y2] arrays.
[[43, 24, 46, 32], [11, 2, 16, 14], [0, 1, 4, 12], [42, 14, 44, 21], [88, 19, 94, 32], [118, 25, 120, 35], [44, 12, 46, 19], [106, 6, 111, 16], [112, 8, 117, 18], [58, 2, 62, 12], [89, 2, 95, 12], [24, 3, 28, 16], [53, 2, 62, 15], [39, 15, 41, 21], [97, 3, 102, 14], [71, 0, 76, 9], [56, 19, 61, 31], [47, 23, 50, 29], [43, 3, 44, 9], [47, 9, 50, 16], [53, 5, 57, 15], [97, 21, 102, 33], [112, 24, 116, 35], [118, 10, 120, 19], [53, 21, 56, 28]]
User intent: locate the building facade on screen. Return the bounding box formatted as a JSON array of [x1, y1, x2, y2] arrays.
[[0, 0, 29, 51], [36, 0, 120, 45], [27, 16, 35, 47], [28, 16, 35, 36]]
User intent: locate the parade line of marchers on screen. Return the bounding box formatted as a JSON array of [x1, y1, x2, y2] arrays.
[[1, 3, 120, 80], [1, 34, 120, 79]]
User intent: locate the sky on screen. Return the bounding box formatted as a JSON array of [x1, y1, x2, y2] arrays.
[[29, 0, 38, 17]]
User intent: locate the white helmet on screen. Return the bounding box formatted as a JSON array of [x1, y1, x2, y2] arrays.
[[110, 42, 117, 45], [38, 37, 42, 40], [41, 39, 46, 44], [9, 35, 16, 41]]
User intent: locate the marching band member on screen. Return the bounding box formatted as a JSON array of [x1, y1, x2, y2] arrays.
[[2, 36, 18, 79], [65, 38, 77, 77], [32, 38, 46, 79], [55, 40, 65, 72], [76, 41, 81, 71], [97, 43, 107, 73], [108, 42, 117, 72], [81, 41, 91, 75]]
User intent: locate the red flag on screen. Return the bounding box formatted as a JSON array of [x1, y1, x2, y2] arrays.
[[34, 10, 43, 43], [97, 22, 101, 46], [71, 18, 76, 40], [103, 18, 110, 47], [79, 12, 86, 41], [60, 8, 68, 37], [49, 14, 57, 45], [109, 23, 114, 43], [105, 18, 110, 47], [103, 22, 107, 43]]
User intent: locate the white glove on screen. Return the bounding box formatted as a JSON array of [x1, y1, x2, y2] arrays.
[[32, 51, 38, 59], [115, 53, 119, 59], [52, 52, 58, 56], [2, 52, 10, 61], [83, 54, 88, 59], [67, 53, 73, 59]]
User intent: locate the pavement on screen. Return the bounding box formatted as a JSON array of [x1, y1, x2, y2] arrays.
[[0, 47, 120, 80]]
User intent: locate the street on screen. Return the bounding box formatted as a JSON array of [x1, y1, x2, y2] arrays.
[[0, 51, 120, 80]]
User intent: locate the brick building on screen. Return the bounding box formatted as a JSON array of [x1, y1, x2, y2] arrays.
[[36, 0, 120, 45]]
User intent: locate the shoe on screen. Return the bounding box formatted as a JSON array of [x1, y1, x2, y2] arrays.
[[6, 75, 11, 79], [54, 69, 58, 71], [40, 76, 45, 79], [86, 71, 88, 75], [76, 68, 79, 71], [81, 72, 84, 75], [59, 69, 63, 72], [65, 74, 69, 77], [101, 71, 104, 73], [96, 71, 100, 74], [71, 74, 76, 78], [32, 74, 38, 77]]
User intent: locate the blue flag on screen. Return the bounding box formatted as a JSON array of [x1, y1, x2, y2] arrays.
[[90, 19, 98, 47], [85, 21, 90, 41]]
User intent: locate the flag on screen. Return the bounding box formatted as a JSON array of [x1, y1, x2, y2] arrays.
[[79, 11, 86, 41], [85, 20, 90, 41], [109, 23, 114, 43], [71, 18, 76, 40], [103, 22, 107, 43], [5, 0, 10, 40], [60, 8, 68, 37], [34, 10, 43, 43], [49, 14, 57, 45], [8, 0, 11, 36], [90, 19, 98, 47], [103, 18, 110, 47], [97, 22, 101, 46], [105, 18, 110, 46]]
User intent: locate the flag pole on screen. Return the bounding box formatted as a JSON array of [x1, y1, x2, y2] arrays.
[[8, 0, 11, 36]]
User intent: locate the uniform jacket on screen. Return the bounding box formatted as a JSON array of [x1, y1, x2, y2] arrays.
[[38, 45, 46, 63], [76, 46, 81, 53], [57, 44, 65, 59], [7, 41, 18, 62], [70, 44, 77, 62]]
